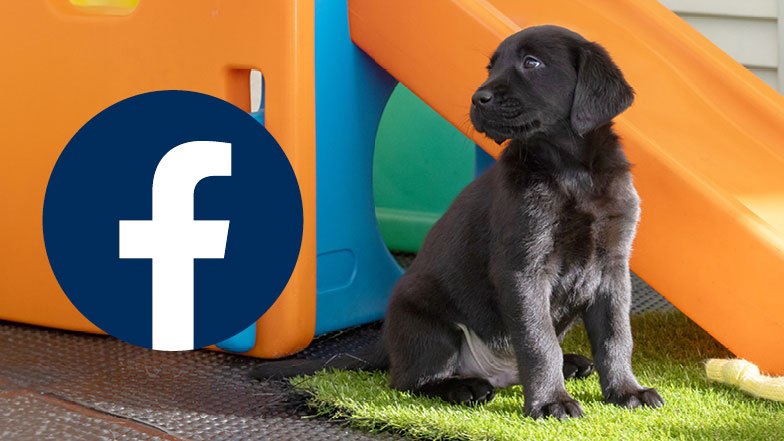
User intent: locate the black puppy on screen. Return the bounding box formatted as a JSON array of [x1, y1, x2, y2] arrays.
[[254, 25, 663, 419]]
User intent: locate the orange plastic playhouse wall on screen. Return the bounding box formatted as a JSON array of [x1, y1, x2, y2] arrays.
[[0, 1, 316, 358], [349, 0, 784, 374]]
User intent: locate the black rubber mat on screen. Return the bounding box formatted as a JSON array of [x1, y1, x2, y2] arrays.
[[0, 318, 400, 441], [630, 272, 674, 314], [0, 251, 671, 441], [0, 393, 173, 441]]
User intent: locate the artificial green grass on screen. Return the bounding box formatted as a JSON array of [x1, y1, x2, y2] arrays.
[[292, 312, 784, 441]]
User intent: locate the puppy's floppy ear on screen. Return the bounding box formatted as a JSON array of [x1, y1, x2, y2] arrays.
[[570, 42, 634, 135]]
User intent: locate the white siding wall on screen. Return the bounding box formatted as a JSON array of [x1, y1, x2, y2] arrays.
[[659, 0, 784, 91]]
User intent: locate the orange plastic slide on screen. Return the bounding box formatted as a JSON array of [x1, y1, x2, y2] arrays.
[[349, 0, 784, 374]]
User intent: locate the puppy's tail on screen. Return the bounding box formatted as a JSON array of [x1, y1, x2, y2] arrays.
[[250, 342, 389, 380]]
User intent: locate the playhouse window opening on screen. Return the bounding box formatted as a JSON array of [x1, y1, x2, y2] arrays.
[[225, 68, 265, 123], [250, 69, 263, 114]]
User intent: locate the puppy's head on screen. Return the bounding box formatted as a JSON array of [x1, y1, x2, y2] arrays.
[[470, 25, 634, 144]]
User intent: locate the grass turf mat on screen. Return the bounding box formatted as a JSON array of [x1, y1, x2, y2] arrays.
[[292, 312, 784, 441]]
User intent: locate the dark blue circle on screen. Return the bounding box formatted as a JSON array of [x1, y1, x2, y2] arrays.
[[43, 91, 303, 350]]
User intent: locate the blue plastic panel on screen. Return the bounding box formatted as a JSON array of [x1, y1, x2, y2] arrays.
[[314, 0, 404, 335], [215, 322, 256, 353]]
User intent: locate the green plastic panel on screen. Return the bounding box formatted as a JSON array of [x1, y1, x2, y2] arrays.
[[373, 84, 475, 252]]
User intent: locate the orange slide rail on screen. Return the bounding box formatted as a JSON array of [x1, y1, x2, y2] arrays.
[[350, 0, 784, 374], [0, 1, 316, 358]]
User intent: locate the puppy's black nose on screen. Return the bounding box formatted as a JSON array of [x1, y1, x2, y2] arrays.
[[472, 90, 494, 107]]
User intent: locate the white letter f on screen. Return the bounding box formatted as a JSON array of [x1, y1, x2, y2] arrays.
[[119, 141, 231, 351]]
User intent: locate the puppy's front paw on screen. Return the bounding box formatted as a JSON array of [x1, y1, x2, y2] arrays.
[[606, 387, 664, 409], [526, 397, 584, 419]]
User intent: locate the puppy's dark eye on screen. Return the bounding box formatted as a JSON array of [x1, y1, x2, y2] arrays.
[[522, 56, 542, 69]]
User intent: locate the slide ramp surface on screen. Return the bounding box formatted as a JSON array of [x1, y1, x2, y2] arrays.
[[349, 0, 784, 374]]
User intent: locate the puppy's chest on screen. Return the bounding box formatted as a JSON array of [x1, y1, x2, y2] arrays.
[[547, 198, 633, 314], [547, 197, 627, 265], [552, 202, 599, 261]]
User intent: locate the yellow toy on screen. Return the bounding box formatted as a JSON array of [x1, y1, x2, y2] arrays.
[[705, 359, 784, 402]]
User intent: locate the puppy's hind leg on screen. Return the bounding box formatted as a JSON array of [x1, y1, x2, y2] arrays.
[[384, 273, 496, 405], [416, 376, 496, 405], [563, 353, 595, 380], [557, 319, 594, 380]]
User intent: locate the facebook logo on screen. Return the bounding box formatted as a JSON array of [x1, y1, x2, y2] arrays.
[[44, 91, 302, 350], [120, 141, 232, 350]]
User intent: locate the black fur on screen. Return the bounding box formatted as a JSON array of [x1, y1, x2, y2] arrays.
[[253, 25, 663, 419]]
